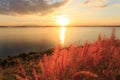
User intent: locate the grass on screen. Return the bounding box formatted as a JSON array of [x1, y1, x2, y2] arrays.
[[0, 29, 120, 80]]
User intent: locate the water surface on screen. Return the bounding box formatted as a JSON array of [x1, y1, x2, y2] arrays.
[[0, 27, 120, 57]]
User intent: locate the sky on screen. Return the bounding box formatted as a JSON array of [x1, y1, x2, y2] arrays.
[[0, 0, 120, 26]]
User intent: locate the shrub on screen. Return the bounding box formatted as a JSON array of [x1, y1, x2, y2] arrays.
[[15, 30, 120, 80]]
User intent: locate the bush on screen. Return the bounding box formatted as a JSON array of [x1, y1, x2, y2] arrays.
[[15, 31, 120, 80]]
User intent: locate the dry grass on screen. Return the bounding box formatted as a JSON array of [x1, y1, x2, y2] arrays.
[[15, 30, 120, 80]]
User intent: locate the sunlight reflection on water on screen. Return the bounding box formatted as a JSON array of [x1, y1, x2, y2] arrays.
[[0, 27, 120, 57], [60, 26, 66, 46]]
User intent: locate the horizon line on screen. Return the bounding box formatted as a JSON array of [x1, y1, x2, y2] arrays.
[[0, 25, 120, 28]]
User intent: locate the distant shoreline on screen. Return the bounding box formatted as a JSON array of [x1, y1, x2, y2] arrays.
[[0, 25, 120, 28]]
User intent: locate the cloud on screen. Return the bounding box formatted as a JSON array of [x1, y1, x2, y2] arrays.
[[83, 0, 120, 8], [112, 4, 120, 7], [0, 0, 71, 15], [83, 0, 109, 8]]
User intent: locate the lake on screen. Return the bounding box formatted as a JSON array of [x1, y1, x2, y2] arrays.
[[0, 27, 120, 57]]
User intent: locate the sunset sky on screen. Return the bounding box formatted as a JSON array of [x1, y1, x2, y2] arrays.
[[0, 0, 120, 26]]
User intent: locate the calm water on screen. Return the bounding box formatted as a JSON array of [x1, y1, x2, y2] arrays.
[[0, 27, 120, 57]]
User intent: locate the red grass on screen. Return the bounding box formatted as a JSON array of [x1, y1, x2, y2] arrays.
[[15, 30, 120, 80]]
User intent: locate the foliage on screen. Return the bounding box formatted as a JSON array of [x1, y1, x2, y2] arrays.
[[15, 30, 120, 80]]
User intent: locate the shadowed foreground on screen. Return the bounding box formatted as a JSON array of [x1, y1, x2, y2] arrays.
[[0, 31, 120, 80]]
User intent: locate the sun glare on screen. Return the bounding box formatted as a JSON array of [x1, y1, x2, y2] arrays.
[[56, 16, 69, 46], [57, 17, 69, 26]]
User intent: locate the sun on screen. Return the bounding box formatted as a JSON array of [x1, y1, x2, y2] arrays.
[[56, 16, 69, 46], [57, 17, 69, 26]]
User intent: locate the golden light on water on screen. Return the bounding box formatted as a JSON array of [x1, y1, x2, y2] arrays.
[[60, 26, 66, 45], [57, 16, 69, 46]]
